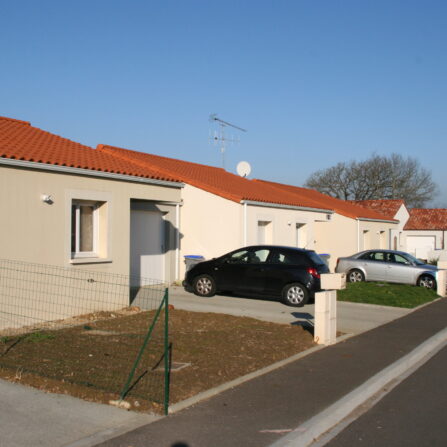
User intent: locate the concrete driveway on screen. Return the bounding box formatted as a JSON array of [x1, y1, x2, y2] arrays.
[[169, 286, 412, 335]]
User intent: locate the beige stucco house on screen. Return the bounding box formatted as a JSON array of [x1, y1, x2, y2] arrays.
[[0, 116, 183, 284], [0, 115, 400, 285], [403, 209, 447, 261], [97, 145, 398, 274], [255, 182, 399, 271], [97, 144, 341, 277], [353, 200, 409, 251]]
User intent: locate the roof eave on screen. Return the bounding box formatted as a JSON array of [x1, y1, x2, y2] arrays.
[[356, 217, 398, 224], [241, 200, 333, 214], [0, 158, 184, 189]]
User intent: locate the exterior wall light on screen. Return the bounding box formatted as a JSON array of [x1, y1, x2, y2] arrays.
[[41, 194, 54, 204]]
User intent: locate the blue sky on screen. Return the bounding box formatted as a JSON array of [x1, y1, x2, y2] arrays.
[[2, 0, 446, 206]]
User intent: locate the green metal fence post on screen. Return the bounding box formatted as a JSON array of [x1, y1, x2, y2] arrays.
[[119, 291, 167, 402], [163, 287, 169, 415]]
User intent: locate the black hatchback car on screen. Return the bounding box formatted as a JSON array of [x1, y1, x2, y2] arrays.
[[183, 245, 329, 307]]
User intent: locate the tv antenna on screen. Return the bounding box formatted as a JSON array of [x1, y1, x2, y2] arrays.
[[209, 114, 247, 169]]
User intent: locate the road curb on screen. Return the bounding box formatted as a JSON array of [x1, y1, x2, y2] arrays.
[[269, 325, 447, 447]]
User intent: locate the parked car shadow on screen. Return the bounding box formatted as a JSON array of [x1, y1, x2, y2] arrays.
[[291, 312, 314, 336], [215, 291, 279, 303]]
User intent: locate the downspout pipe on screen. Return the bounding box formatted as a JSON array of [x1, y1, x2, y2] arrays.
[[175, 203, 180, 281], [357, 219, 360, 252], [243, 202, 247, 246]]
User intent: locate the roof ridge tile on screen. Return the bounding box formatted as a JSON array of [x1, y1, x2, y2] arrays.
[[0, 116, 31, 126]]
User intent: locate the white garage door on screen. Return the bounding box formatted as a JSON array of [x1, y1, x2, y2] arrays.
[[130, 210, 165, 285], [406, 236, 435, 260]]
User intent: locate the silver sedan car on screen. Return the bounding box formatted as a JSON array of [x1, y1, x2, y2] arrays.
[[335, 249, 438, 289]]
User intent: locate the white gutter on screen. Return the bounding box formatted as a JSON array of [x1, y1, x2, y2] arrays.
[[357, 217, 397, 224], [240, 200, 333, 215], [0, 158, 184, 189]]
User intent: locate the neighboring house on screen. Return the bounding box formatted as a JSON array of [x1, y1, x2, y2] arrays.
[[0, 115, 400, 285], [0, 116, 183, 284], [354, 199, 447, 261], [353, 199, 410, 251], [255, 181, 399, 271], [97, 144, 339, 277], [403, 208, 447, 261], [97, 145, 398, 273]]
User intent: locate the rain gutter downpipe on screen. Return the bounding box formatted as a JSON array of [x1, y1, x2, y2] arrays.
[[357, 218, 360, 251], [243, 202, 247, 246], [175, 203, 180, 280]]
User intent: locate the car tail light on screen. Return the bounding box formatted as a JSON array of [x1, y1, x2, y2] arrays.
[[336, 258, 340, 269], [307, 267, 320, 279]]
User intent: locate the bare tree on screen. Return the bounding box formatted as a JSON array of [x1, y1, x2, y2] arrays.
[[304, 153, 437, 207]]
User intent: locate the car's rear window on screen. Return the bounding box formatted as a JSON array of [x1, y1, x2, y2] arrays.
[[306, 251, 326, 266], [274, 250, 324, 267]]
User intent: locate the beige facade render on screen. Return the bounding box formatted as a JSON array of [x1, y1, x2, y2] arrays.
[[315, 214, 397, 271], [176, 184, 334, 278], [0, 161, 182, 283]]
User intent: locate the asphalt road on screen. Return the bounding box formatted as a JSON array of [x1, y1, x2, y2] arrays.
[[321, 344, 447, 447]]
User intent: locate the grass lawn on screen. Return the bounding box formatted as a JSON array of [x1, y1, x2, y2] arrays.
[[337, 282, 440, 308]]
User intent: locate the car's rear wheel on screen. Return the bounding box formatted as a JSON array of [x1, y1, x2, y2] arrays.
[[417, 274, 436, 290], [347, 269, 365, 283], [193, 274, 216, 297], [282, 283, 309, 307]]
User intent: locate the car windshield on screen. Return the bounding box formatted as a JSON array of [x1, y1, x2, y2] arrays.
[[402, 253, 427, 265]]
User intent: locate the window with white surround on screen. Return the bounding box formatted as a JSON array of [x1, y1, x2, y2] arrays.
[[71, 200, 101, 258]]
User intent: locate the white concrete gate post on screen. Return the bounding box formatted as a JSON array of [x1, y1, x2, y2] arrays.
[[436, 265, 447, 298], [314, 274, 346, 346]]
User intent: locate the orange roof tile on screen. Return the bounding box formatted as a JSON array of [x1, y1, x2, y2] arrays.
[[254, 179, 397, 221], [97, 144, 333, 210], [405, 209, 447, 230], [351, 199, 405, 219], [0, 116, 179, 183]]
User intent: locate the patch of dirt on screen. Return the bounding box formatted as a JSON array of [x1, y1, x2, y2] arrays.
[[0, 308, 315, 414]]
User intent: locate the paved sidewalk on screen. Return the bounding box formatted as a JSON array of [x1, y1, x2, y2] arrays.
[[0, 379, 156, 447], [93, 298, 447, 447]]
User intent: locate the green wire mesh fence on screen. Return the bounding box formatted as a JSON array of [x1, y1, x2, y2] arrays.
[[0, 259, 170, 414]]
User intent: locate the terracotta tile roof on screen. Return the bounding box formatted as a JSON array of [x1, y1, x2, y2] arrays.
[[350, 199, 405, 219], [0, 116, 179, 182], [405, 208, 447, 230], [254, 179, 397, 221], [97, 144, 333, 210]]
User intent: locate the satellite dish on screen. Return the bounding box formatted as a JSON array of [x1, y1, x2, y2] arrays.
[[236, 161, 251, 178]]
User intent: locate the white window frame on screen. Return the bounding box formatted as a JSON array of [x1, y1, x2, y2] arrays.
[[71, 200, 100, 259]]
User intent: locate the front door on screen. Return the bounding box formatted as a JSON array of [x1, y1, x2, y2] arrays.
[[130, 210, 164, 285]]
